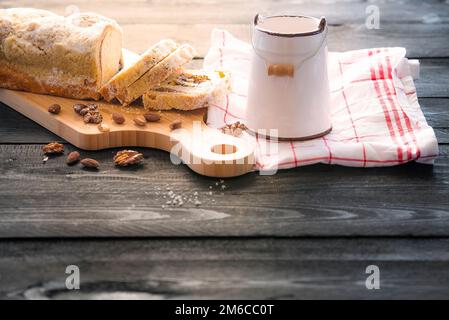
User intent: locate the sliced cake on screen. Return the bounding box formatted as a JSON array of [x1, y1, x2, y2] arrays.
[[142, 69, 230, 111], [99, 39, 178, 102], [116, 44, 196, 106]]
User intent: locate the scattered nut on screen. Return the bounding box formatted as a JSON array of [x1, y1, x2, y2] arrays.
[[97, 123, 110, 132], [83, 111, 102, 124], [79, 107, 90, 116], [221, 121, 246, 137], [66, 151, 80, 165], [73, 103, 88, 114], [233, 127, 243, 136], [42, 142, 64, 155], [80, 158, 99, 169], [223, 127, 231, 135], [48, 103, 61, 114], [169, 119, 182, 131], [144, 112, 161, 122], [113, 150, 144, 167], [112, 112, 125, 124], [74, 104, 102, 124], [85, 104, 98, 112], [80, 104, 97, 116], [133, 116, 146, 127]]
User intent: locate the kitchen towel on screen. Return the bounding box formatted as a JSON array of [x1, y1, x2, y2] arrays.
[[203, 29, 439, 172]]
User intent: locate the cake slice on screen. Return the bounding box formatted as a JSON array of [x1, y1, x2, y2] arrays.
[[116, 44, 196, 106], [99, 39, 178, 102], [142, 69, 230, 111]]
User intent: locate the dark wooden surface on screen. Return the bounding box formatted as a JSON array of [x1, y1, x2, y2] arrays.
[[0, 0, 448, 299], [2, 238, 449, 300]]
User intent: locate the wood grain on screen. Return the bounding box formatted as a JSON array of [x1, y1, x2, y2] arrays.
[[0, 0, 448, 299], [1, 238, 449, 299], [415, 59, 449, 97], [120, 23, 449, 58], [0, 143, 447, 237], [0, 0, 447, 238], [2, 0, 448, 25], [419, 98, 449, 127], [1, 0, 448, 57]]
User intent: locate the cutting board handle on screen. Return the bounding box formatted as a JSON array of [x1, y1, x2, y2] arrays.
[[171, 124, 255, 177]]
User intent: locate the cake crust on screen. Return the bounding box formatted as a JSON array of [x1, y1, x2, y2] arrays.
[[116, 44, 196, 106], [99, 39, 178, 102], [142, 70, 230, 111], [0, 60, 101, 99], [0, 8, 123, 100]]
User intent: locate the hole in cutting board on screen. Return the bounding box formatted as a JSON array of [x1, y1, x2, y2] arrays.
[[211, 144, 238, 155]]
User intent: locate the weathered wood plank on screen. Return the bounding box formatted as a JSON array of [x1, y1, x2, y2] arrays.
[[0, 0, 447, 300], [0, 0, 447, 238], [1, 0, 448, 25], [416, 60, 449, 97], [0, 144, 447, 237], [120, 23, 449, 58], [0, 1, 448, 57], [435, 128, 449, 144], [0, 103, 60, 143], [419, 98, 449, 127], [1, 238, 449, 299]]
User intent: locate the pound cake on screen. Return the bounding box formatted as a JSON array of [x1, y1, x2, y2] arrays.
[[0, 8, 123, 100], [142, 70, 230, 111], [115, 44, 196, 106], [99, 39, 178, 102]]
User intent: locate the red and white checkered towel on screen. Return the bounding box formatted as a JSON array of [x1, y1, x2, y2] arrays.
[[203, 29, 439, 171]]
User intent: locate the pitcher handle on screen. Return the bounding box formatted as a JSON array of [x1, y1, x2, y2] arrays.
[[251, 15, 328, 76]]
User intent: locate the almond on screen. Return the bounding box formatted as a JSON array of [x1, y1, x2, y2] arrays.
[[169, 119, 182, 131], [66, 151, 80, 165], [133, 116, 146, 126], [80, 158, 99, 169], [79, 107, 90, 116], [73, 103, 88, 114], [112, 112, 125, 124], [97, 123, 110, 132], [143, 112, 161, 122], [48, 103, 61, 114]]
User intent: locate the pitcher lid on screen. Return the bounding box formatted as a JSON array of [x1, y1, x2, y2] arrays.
[[254, 14, 326, 38]]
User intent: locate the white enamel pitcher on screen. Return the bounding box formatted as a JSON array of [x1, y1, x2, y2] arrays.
[[246, 14, 332, 139]]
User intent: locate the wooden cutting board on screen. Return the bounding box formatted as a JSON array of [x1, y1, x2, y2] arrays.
[[0, 47, 255, 178], [0, 89, 254, 177]]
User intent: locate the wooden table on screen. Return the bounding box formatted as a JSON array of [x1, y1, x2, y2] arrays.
[[0, 0, 448, 299]]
